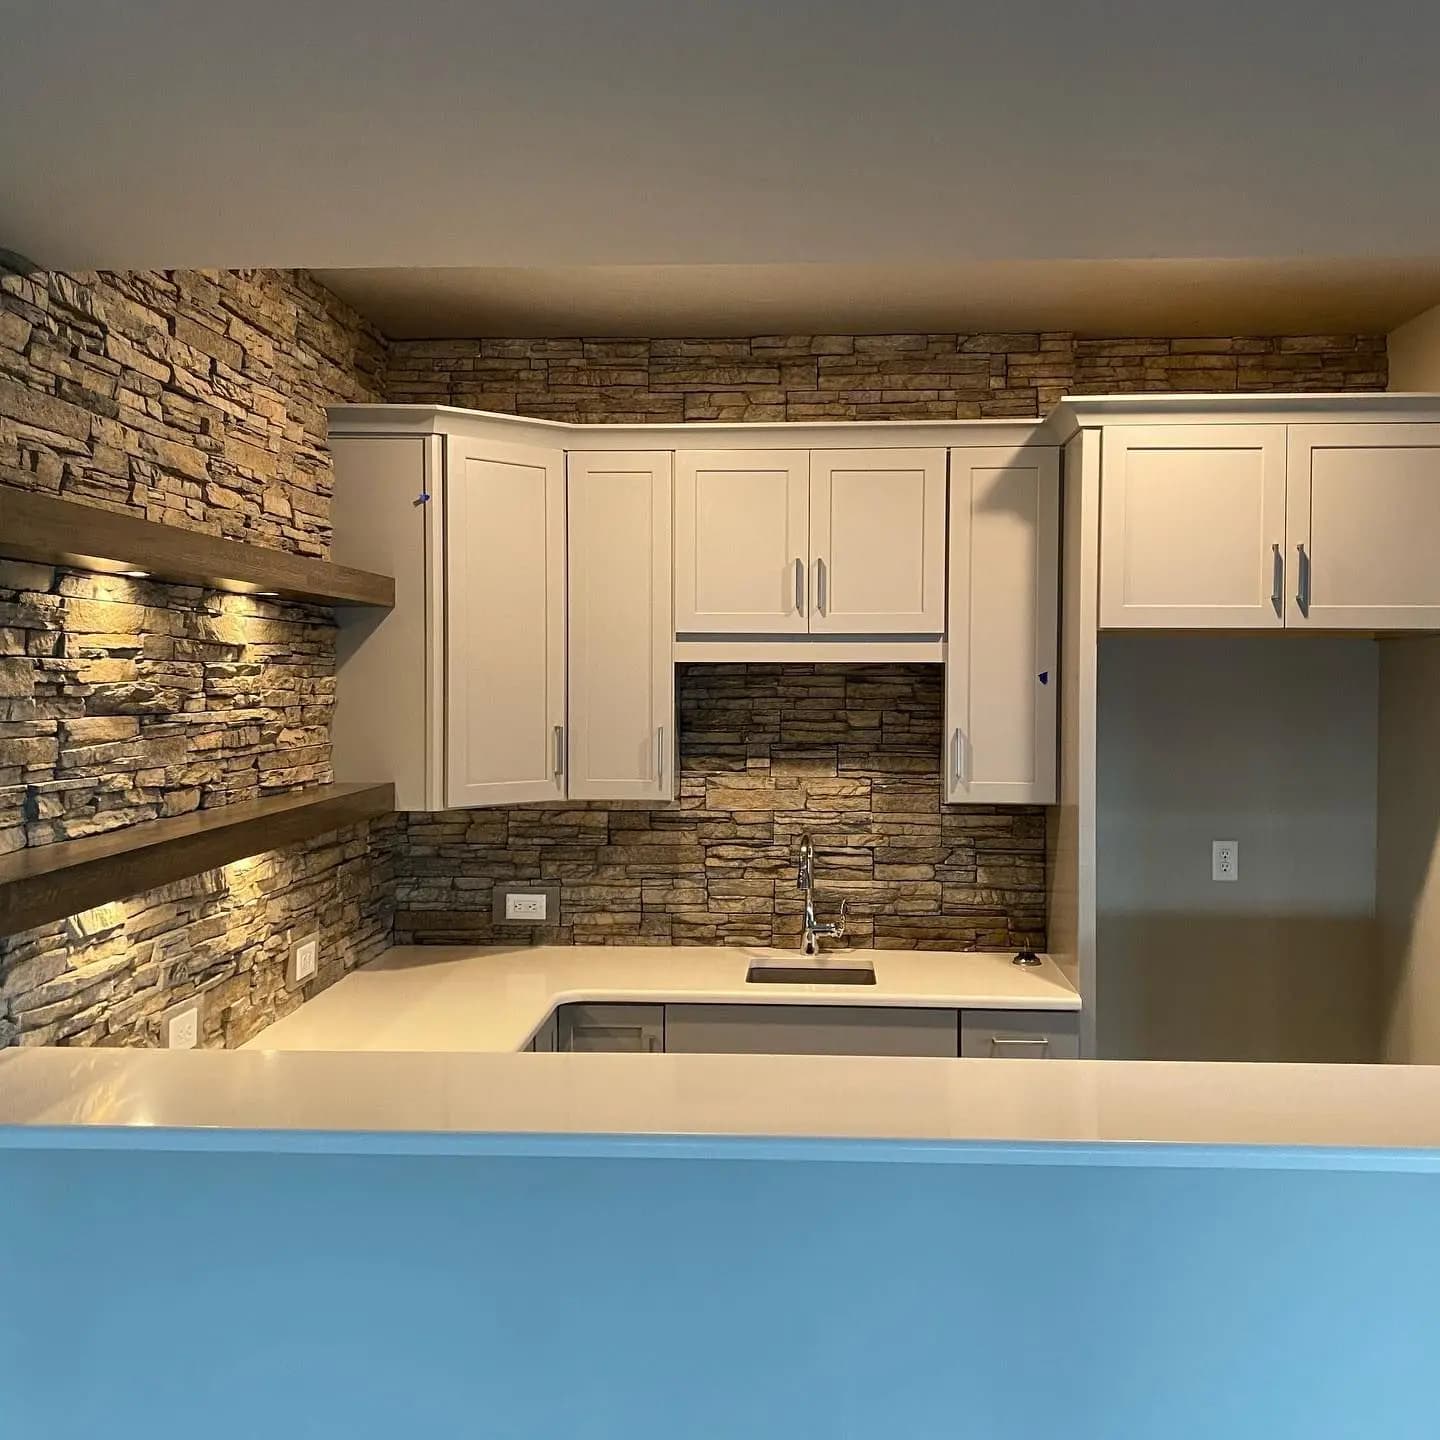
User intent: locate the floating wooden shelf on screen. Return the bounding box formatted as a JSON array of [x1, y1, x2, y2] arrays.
[[0, 488, 395, 607], [0, 782, 394, 936]]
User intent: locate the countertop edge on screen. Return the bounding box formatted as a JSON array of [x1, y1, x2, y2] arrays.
[[3, 1123, 1438, 1172]]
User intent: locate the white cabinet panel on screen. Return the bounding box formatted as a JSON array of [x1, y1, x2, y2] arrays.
[[444, 437, 566, 807], [809, 449, 946, 633], [1286, 424, 1440, 629], [567, 452, 675, 800], [1099, 424, 1286, 629], [331, 435, 443, 810], [675, 450, 809, 633], [945, 446, 1059, 804]]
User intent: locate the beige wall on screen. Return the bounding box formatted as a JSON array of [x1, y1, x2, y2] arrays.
[[1096, 634, 1381, 1063], [1377, 639, 1440, 1063], [1389, 303, 1440, 390]]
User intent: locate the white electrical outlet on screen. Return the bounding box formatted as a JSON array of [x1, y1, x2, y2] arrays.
[[164, 999, 201, 1050], [1212, 840, 1239, 883], [288, 932, 319, 987], [505, 892, 548, 922]]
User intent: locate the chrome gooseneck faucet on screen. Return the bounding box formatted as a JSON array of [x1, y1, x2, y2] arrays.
[[797, 831, 848, 956]]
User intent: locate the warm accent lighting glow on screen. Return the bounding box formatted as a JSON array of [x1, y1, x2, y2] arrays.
[[118, 569, 149, 578]]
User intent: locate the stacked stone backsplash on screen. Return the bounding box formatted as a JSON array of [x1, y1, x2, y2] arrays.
[[385, 332, 1387, 422], [395, 665, 1046, 951], [0, 259, 394, 1048]]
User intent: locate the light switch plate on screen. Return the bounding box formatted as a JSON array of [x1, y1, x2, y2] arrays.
[[164, 997, 202, 1050], [288, 932, 320, 987], [494, 883, 560, 925]]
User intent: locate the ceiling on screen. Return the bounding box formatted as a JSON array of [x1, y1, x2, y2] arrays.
[[316, 259, 1440, 340], [3, 0, 1439, 337]]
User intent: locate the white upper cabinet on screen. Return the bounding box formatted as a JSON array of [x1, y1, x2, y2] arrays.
[[330, 434, 443, 810], [1099, 424, 1287, 629], [1286, 424, 1440, 629], [445, 436, 567, 807], [675, 450, 810, 634], [809, 449, 946, 634], [945, 446, 1059, 804], [677, 447, 945, 637], [567, 452, 676, 801]]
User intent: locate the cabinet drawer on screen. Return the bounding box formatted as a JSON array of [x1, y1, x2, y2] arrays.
[[665, 1004, 957, 1057], [959, 1010, 1079, 1058], [556, 1004, 665, 1053]]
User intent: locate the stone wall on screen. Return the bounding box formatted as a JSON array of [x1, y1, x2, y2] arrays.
[[385, 332, 1387, 422], [395, 665, 1046, 952], [0, 260, 393, 1048]]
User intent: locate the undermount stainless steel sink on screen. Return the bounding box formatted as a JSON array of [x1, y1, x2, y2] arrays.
[[745, 962, 877, 986]]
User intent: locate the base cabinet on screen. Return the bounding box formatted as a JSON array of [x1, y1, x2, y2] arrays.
[[665, 1004, 957, 1057], [551, 1002, 1079, 1057], [556, 1004, 664, 1053], [959, 1010, 1080, 1059]]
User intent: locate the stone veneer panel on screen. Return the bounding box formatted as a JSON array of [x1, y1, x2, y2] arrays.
[[394, 665, 1047, 952], [0, 260, 393, 1047], [385, 331, 1387, 422]]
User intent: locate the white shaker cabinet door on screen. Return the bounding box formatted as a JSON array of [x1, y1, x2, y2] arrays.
[[444, 436, 567, 807], [945, 446, 1059, 804], [1099, 424, 1286, 629], [1286, 424, 1440, 629], [674, 450, 810, 634], [808, 449, 947, 634], [566, 452, 676, 801]]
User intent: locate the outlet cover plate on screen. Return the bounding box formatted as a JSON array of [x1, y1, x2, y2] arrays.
[[1212, 840, 1239, 883], [494, 883, 560, 925], [163, 997, 202, 1050], [288, 932, 320, 987]]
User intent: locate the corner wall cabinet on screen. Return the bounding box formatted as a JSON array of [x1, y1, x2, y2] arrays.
[[1098, 418, 1440, 631], [331, 426, 676, 809]]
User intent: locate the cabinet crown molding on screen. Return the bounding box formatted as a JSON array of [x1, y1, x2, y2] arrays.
[[330, 394, 1440, 452], [326, 403, 1060, 451], [1050, 391, 1440, 440]]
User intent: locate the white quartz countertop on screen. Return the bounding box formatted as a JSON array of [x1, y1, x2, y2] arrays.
[[4, 1047, 1440, 1170], [241, 943, 1079, 1054]]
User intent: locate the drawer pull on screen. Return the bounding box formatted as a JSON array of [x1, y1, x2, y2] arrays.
[[1270, 542, 1283, 614], [794, 557, 805, 615], [988, 1035, 1050, 1050]]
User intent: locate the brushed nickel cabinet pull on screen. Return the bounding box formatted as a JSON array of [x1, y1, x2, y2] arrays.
[[553, 724, 565, 778], [989, 1036, 1050, 1050], [1295, 543, 1311, 616], [1271, 543, 1283, 614], [794, 557, 805, 614], [816, 557, 828, 615], [951, 728, 967, 789], [655, 725, 665, 782]]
